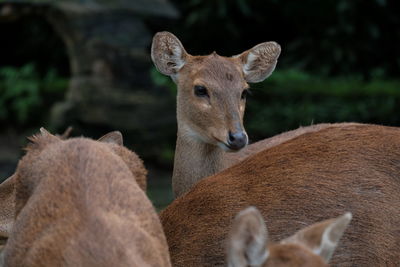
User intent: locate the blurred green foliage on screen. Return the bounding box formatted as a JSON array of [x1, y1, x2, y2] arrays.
[[0, 63, 68, 128], [150, 67, 176, 95]]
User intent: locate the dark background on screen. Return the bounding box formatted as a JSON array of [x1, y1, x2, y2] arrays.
[[1, 0, 399, 209]]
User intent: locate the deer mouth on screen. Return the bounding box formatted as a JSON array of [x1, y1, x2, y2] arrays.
[[214, 138, 242, 152], [218, 142, 234, 152], [212, 133, 247, 152], [212, 135, 231, 151], [213, 132, 248, 152]]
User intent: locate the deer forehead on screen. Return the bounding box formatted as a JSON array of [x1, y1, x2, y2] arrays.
[[184, 54, 248, 91]]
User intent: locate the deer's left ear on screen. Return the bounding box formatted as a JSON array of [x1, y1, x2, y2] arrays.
[[282, 212, 352, 263], [151, 31, 188, 78], [235, 42, 281, 83]]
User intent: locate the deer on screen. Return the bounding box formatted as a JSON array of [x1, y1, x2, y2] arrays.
[[0, 129, 148, 247], [160, 123, 400, 266], [0, 128, 171, 266], [227, 207, 352, 267], [151, 31, 283, 198]]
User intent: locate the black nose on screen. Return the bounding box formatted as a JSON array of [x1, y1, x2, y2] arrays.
[[227, 131, 248, 150]]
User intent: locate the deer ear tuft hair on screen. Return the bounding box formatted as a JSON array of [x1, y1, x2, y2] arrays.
[[26, 127, 60, 152]]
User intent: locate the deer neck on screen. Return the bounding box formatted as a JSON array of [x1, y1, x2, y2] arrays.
[[172, 131, 227, 198]]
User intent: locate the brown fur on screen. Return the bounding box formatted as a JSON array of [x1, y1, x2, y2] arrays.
[[1, 130, 171, 266], [160, 124, 400, 266], [151, 31, 281, 197], [0, 175, 14, 250]]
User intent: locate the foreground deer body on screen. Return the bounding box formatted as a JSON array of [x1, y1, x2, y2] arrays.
[[151, 31, 281, 197], [160, 124, 400, 266], [0, 130, 148, 245], [227, 207, 351, 267], [1, 129, 171, 266]]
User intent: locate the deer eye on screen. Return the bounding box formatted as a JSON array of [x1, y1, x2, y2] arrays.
[[241, 89, 250, 100], [194, 85, 209, 97]]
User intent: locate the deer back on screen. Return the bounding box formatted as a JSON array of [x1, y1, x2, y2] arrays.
[[161, 124, 400, 266]]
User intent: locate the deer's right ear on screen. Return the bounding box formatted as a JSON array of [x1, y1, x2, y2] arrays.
[[282, 212, 352, 263], [151, 31, 188, 78], [98, 131, 123, 146], [235, 41, 281, 83], [227, 207, 269, 267]]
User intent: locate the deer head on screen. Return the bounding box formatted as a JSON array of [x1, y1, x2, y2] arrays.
[[227, 207, 352, 267], [151, 32, 281, 151]]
